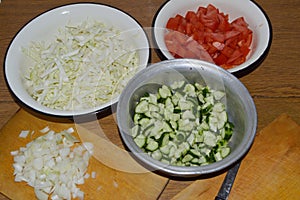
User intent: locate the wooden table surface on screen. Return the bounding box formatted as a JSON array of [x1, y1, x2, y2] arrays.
[[0, 0, 299, 199]]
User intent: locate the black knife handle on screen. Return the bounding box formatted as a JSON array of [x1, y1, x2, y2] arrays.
[[215, 162, 241, 200]]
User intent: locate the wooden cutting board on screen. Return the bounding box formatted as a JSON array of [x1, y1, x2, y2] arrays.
[[172, 113, 300, 200], [0, 109, 168, 200]]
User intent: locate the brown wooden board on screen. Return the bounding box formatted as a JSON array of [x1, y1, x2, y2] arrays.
[[172, 114, 300, 200], [0, 109, 168, 200]]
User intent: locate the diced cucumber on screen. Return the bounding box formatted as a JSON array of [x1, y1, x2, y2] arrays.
[[183, 83, 196, 97], [158, 133, 170, 147], [151, 150, 162, 160], [176, 131, 186, 142], [214, 152, 222, 161], [182, 154, 194, 163], [186, 133, 195, 146], [159, 85, 171, 99], [170, 80, 185, 90], [138, 118, 152, 128], [194, 134, 204, 143], [131, 125, 140, 138], [131, 80, 234, 166], [134, 134, 146, 148], [148, 93, 158, 104], [182, 110, 196, 119], [169, 120, 178, 130], [171, 91, 183, 106], [149, 103, 160, 112], [194, 83, 204, 91], [165, 97, 174, 112], [213, 90, 225, 101], [178, 100, 193, 110], [220, 147, 231, 158], [203, 131, 217, 147], [133, 113, 142, 124], [189, 149, 201, 157], [160, 144, 170, 155], [146, 140, 159, 151], [163, 121, 173, 132], [135, 100, 148, 113]]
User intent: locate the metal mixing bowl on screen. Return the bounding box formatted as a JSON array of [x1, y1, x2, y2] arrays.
[[117, 59, 257, 177]]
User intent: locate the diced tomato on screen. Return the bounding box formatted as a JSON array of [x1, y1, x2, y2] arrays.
[[185, 11, 198, 22], [239, 45, 251, 57], [199, 15, 218, 31], [197, 6, 207, 17], [209, 32, 225, 43], [244, 32, 253, 47], [226, 49, 244, 64], [221, 45, 235, 58], [217, 14, 231, 32], [214, 53, 228, 66], [232, 17, 249, 27], [185, 23, 193, 35], [224, 30, 240, 40], [166, 17, 178, 31], [205, 4, 219, 20], [164, 4, 252, 69], [192, 31, 205, 43]]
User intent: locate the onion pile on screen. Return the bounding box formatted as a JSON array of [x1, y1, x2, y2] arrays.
[[11, 127, 94, 200]]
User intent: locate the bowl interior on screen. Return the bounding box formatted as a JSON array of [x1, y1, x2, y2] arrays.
[[153, 0, 271, 73], [5, 3, 150, 117], [117, 59, 257, 177]]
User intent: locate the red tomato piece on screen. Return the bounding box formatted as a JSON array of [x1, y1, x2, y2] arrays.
[[217, 14, 231, 32], [226, 49, 244, 64], [185, 11, 198, 22], [221, 45, 235, 58], [192, 31, 205, 44], [185, 40, 214, 63], [239, 45, 251, 57], [164, 4, 253, 69], [166, 18, 179, 31], [214, 53, 228, 66], [197, 6, 207, 17], [185, 22, 193, 35]]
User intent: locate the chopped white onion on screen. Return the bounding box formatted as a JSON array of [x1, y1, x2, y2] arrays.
[[91, 171, 96, 179], [11, 127, 93, 200], [19, 130, 30, 138]]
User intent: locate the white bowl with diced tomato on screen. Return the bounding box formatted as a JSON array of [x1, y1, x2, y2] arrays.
[[152, 0, 272, 75]]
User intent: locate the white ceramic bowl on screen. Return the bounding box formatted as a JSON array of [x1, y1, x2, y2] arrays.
[[117, 59, 257, 177], [152, 0, 272, 74], [5, 3, 150, 118]]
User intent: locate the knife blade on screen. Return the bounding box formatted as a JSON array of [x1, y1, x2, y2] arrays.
[[215, 162, 241, 200]]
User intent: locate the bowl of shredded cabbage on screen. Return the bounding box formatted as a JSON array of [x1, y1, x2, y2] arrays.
[[5, 3, 150, 118]]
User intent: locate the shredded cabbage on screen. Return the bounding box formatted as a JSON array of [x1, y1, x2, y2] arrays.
[[22, 20, 140, 111]]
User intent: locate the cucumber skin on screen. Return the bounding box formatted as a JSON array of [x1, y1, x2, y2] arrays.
[[131, 81, 234, 166]]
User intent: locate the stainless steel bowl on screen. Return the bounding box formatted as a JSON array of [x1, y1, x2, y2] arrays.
[[117, 59, 257, 177]]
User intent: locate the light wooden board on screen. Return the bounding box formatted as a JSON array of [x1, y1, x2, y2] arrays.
[[172, 113, 300, 200], [0, 109, 168, 200]]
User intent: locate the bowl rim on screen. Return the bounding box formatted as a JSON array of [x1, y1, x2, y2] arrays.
[[4, 2, 151, 119], [151, 0, 273, 77], [117, 59, 257, 177]]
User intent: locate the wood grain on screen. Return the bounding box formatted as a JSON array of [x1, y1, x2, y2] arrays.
[[0, 109, 168, 200], [172, 114, 300, 200], [1, 0, 300, 199]]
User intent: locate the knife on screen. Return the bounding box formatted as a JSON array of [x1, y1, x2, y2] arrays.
[[215, 162, 241, 200]]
